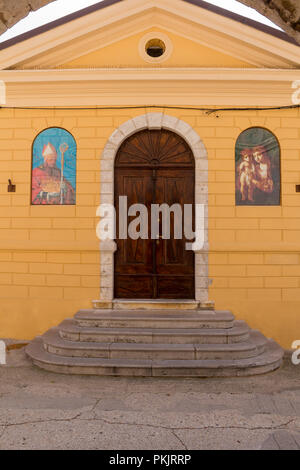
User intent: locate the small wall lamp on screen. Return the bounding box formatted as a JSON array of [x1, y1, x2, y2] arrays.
[[8, 179, 16, 193]]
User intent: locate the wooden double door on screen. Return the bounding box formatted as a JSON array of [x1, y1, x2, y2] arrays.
[[114, 130, 195, 299]]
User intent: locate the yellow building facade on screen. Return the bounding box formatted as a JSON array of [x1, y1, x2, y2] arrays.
[[0, 0, 300, 349]]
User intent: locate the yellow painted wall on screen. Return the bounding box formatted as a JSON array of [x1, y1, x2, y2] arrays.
[[62, 28, 254, 69], [0, 107, 300, 349]]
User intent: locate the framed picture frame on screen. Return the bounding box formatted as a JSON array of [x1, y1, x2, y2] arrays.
[[31, 127, 77, 206], [235, 127, 281, 206]]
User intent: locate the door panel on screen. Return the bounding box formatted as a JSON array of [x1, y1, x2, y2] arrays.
[[114, 130, 195, 300], [114, 168, 154, 299], [114, 275, 153, 300], [157, 276, 195, 299], [155, 169, 194, 275]]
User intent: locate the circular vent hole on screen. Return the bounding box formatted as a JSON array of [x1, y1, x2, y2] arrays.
[[146, 38, 166, 58]]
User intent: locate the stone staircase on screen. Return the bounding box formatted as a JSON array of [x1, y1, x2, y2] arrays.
[[26, 308, 284, 377]]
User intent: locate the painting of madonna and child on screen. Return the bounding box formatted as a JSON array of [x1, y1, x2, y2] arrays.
[[235, 127, 281, 206], [31, 128, 77, 205]]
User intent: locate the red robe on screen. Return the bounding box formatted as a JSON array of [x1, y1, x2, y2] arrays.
[[32, 165, 75, 205]]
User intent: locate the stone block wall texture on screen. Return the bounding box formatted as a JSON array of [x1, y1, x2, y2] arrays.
[[239, 0, 300, 44], [0, 0, 55, 32], [0, 107, 300, 348]]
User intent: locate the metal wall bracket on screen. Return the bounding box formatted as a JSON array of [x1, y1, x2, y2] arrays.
[[8, 179, 16, 193]]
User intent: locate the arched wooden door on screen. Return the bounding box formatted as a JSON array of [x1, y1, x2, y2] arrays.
[[114, 129, 195, 299]]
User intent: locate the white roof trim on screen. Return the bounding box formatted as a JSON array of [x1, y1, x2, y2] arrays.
[[0, 0, 299, 70]]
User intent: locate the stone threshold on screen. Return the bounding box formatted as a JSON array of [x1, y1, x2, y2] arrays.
[[92, 300, 215, 311]]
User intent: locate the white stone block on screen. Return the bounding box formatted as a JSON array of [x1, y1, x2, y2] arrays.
[[193, 146, 207, 160], [195, 140, 206, 150], [196, 184, 208, 194], [101, 183, 113, 195], [101, 171, 113, 183], [196, 193, 208, 205], [197, 264, 209, 277], [147, 113, 163, 129], [118, 120, 136, 138], [109, 129, 125, 147], [196, 291, 209, 302], [175, 120, 192, 137], [100, 194, 114, 205], [100, 275, 113, 288], [92, 300, 113, 309], [132, 114, 148, 130], [102, 146, 116, 161], [203, 242, 209, 252], [101, 264, 113, 276], [161, 115, 179, 131], [100, 287, 113, 300], [100, 253, 114, 266], [196, 254, 208, 265], [195, 278, 209, 288], [197, 171, 208, 183], [101, 160, 113, 171], [185, 129, 201, 147], [196, 160, 208, 171], [100, 240, 117, 252], [199, 218, 209, 230], [193, 240, 209, 254]]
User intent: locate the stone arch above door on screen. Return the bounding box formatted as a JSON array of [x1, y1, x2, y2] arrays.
[[99, 113, 209, 303]]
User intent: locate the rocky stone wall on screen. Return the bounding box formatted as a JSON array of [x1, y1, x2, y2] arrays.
[[0, 0, 55, 33], [237, 0, 300, 43]]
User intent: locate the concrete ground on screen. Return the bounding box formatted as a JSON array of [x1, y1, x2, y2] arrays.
[[0, 345, 299, 450]]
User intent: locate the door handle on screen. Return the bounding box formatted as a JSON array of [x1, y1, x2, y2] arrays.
[[156, 235, 163, 246]]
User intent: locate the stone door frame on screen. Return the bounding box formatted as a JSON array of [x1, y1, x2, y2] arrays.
[[99, 113, 209, 303]]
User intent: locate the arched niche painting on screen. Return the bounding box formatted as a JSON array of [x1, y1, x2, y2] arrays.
[[235, 128, 281, 206], [31, 128, 76, 205]]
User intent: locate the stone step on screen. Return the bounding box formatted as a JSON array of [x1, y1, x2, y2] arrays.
[[26, 337, 284, 377], [110, 300, 200, 311], [58, 319, 250, 344], [43, 328, 267, 360], [74, 309, 235, 329]]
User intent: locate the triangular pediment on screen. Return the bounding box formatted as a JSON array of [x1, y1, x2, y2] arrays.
[[61, 28, 254, 69], [0, 0, 299, 70]]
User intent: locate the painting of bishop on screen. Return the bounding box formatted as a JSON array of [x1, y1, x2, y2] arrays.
[[31, 128, 76, 205]]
